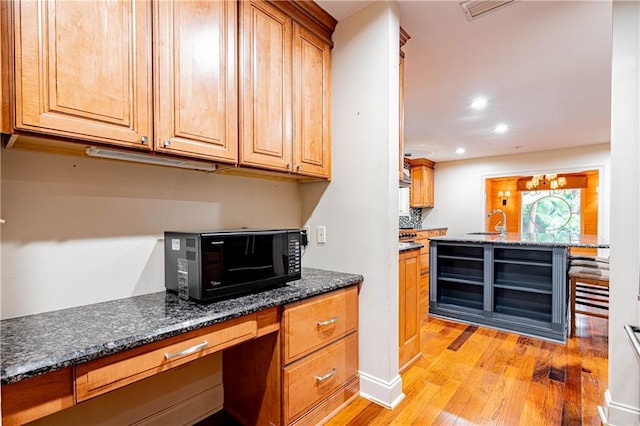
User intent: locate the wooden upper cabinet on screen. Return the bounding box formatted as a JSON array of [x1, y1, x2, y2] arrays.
[[292, 23, 331, 178], [239, 0, 293, 172], [410, 158, 435, 208], [154, 0, 237, 163], [12, 0, 152, 148]]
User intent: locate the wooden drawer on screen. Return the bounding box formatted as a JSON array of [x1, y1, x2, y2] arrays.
[[283, 286, 358, 364], [76, 314, 257, 402], [283, 332, 358, 424]]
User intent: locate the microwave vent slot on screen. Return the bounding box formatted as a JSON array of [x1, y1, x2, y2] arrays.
[[186, 251, 196, 261], [186, 238, 196, 248]]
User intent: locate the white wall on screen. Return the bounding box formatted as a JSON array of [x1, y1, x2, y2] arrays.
[[422, 143, 611, 241], [300, 1, 404, 409], [608, 2, 640, 423], [1, 148, 301, 319]]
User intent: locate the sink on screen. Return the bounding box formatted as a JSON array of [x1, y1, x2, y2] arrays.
[[467, 232, 501, 235]]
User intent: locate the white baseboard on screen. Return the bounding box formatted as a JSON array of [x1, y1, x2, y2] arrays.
[[358, 370, 405, 409], [603, 389, 640, 425]]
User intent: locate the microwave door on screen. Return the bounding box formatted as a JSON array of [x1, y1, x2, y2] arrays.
[[202, 240, 224, 293], [224, 235, 276, 283]]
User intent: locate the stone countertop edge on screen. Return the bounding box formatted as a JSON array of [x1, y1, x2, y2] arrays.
[[0, 267, 363, 385], [429, 233, 610, 248]]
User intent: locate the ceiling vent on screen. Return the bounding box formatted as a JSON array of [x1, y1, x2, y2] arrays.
[[459, 0, 515, 20]]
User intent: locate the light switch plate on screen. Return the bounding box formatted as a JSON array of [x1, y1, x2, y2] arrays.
[[317, 226, 326, 244]]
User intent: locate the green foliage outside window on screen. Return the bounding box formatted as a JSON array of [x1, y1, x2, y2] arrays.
[[521, 190, 581, 234]]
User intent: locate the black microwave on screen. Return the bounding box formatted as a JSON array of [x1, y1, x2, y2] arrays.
[[164, 229, 303, 303]]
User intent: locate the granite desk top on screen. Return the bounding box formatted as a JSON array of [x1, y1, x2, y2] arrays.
[[430, 232, 609, 248], [0, 268, 363, 385]]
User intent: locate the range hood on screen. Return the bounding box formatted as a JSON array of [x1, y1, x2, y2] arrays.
[[399, 167, 411, 188]]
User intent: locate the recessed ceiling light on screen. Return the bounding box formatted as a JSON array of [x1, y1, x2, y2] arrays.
[[456, 147, 465, 155], [494, 123, 509, 133], [471, 97, 488, 110]]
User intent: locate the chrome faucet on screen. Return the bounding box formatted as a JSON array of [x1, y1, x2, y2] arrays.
[[487, 209, 507, 236]]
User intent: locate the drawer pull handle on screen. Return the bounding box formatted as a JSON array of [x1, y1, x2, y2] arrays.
[[315, 368, 337, 383], [317, 316, 338, 327], [164, 340, 209, 360]]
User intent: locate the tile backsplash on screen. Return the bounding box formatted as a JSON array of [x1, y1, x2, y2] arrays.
[[399, 208, 422, 229]]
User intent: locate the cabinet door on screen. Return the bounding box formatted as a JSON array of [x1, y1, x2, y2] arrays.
[[292, 23, 331, 178], [239, 0, 292, 172], [410, 164, 435, 208], [154, 0, 237, 163], [410, 166, 425, 207], [423, 165, 435, 207], [13, 0, 152, 148], [399, 249, 420, 371]]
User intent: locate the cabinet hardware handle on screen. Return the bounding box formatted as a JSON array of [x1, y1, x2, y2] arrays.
[[164, 340, 208, 360], [296, 165, 301, 171], [315, 368, 337, 382], [317, 316, 338, 327], [164, 139, 171, 148], [0, 219, 5, 224], [141, 135, 148, 144], [286, 163, 292, 170]]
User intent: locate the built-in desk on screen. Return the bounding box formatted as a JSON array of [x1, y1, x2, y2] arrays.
[[1, 268, 362, 425]]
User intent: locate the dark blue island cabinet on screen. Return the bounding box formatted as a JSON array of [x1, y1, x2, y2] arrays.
[[429, 241, 569, 342]]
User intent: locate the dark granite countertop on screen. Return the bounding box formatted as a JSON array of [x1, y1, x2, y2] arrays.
[[430, 232, 609, 248], [399, 242, 423, 252], [0, 267, 363, 385]]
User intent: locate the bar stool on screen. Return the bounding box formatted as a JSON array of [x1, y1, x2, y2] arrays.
[[569, 256, 609, 337]]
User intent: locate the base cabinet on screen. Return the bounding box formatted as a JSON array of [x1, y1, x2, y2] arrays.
[[224, 285, 360, 425], [282, 286, 359, 425], [429, 242, 568, 342], [399, 248, 421, 372], [414, 228, 447, 276]]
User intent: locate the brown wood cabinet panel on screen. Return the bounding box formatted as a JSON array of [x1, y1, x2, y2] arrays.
[[75, 315, 257, 402], [283, 332, 358, 425], [1, 368, 74, 426], [292, 23, 331, 178], [399, 248, 421, 372], [410, 158, 435, 208], [224, 331, 282, 426], [13, 0, 152, 147], [239, 0, 293, 172], [154, 0, 237, 163], [283, 286, 358, 365]]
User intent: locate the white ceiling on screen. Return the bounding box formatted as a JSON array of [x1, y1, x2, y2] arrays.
[[316, 0, 612, 163]]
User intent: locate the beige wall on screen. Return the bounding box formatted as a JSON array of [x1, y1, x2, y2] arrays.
[[422, 143, 611, 248], [1, 147, 302, 319]]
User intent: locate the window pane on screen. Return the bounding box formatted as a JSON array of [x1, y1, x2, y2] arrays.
[[521, 190, 581, 234]]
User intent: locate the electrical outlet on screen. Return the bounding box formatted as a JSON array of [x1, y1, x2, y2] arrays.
[[317, 226, 327, 244]]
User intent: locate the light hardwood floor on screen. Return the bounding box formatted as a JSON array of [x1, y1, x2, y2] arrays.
[[326, 279, 608, 426]]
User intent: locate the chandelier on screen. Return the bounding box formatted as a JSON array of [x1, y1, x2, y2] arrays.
[[525, 174, 567, 193]]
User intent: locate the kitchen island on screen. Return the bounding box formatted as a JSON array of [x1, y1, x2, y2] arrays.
[[428, 233, 609, 342]]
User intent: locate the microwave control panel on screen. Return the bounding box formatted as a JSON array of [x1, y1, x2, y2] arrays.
[[288, 232, 302, 275]]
